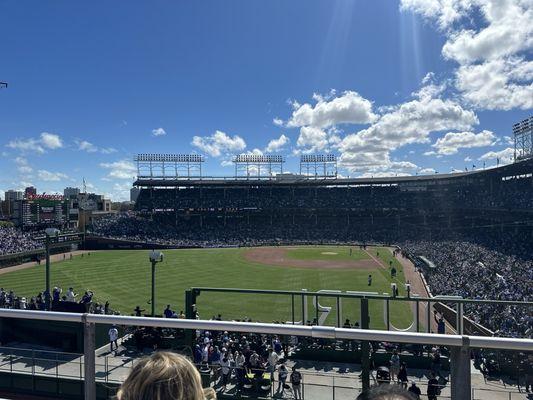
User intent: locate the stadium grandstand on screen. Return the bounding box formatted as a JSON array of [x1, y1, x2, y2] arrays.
[[116, 154, 533, 249]]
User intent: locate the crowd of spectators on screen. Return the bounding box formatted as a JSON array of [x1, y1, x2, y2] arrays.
[[0, 226, 42, 256], [134, 177, 533, 213], [0, 286, 113, 315], [402, 241, 532, 338]]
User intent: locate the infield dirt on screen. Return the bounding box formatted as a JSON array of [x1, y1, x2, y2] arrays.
[[243, 246, 381, 269]]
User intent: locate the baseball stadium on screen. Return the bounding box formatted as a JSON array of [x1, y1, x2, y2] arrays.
[[0, 2, 532, 396], [0, 138, 532, 399]]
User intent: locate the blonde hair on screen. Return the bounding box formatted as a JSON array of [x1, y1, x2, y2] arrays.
[[117, 352, 216, 400]]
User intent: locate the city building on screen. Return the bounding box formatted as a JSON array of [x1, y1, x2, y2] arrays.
[[64, 187, 81, 199], [4, 190, 23, 202], [67, 192, 113, 231], [1, 190, 24, 218], [24, 186, 37, 198]]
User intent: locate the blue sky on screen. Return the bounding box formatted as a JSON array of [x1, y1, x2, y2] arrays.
[[1, 0, 531, 200]]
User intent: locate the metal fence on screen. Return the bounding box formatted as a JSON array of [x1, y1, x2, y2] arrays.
[[0, 308, 530, 400]]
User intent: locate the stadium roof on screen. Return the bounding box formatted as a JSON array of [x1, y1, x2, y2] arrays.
[[134, 158, 533, 188]]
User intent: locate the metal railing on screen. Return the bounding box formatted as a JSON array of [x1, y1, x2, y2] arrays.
[[0, 348, 527, 400], [0, 308, 530, 400]]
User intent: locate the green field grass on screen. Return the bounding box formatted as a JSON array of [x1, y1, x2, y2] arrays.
[[0, 246, 413, 330]]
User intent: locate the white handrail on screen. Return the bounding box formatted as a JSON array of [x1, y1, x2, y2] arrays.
[[0, 309, 530, 352]]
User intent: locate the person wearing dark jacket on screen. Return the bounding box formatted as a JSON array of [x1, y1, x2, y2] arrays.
[[427, 372, 440, 400], [398, 363, 408, 388], [407, 381, 421, 399]]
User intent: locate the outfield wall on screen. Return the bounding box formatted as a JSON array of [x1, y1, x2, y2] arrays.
[[84, 235, 194, 250]]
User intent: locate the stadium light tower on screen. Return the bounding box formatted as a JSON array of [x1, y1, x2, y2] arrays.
[[149, 250, 164, 317], [44, 228, 60, 310]]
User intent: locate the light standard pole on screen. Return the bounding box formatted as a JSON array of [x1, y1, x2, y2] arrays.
[[44, 228, 60, 310], [149, 250, 164, 317]]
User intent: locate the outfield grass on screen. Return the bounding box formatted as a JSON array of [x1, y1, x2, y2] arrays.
[[0, 246, 413, 330]]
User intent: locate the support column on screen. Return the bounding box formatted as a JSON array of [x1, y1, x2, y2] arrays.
[[360, 298, 370, 392], [185, 290, 198, 348], [45, 236, 51, 310], [450, 338, 471, 400], [415, 301, 420, 332], [385, 298, 390, 330], [426, 300, 432, 333], [151, 261, 156, 317], [83, 314, 96, 400], [456, 303, 463, 335]]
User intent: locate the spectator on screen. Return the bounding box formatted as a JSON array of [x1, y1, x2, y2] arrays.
[[525, 353, 533, 393], [219, 353, 230, 392], [407, 381, 421, 399], [234, 350, 246, 391], [398, 363, 408, 388], [434, 312, 445, 335], [356, 384, 416, 400], [427, 372, 440, 400], [290, 366, 302, 400], [390, 350, 400, 381], [109, 325, 119, 355], [65, 288, 76, 302], [116, 351, 215, 400], [164, 305, 174, 318], [277, 363, 288, 394], [267, 347, 279, 381]]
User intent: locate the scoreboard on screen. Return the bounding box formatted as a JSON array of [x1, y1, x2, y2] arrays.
[[15, 196, 68, 228]]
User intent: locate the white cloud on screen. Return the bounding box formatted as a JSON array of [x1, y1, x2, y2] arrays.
[[76, 140, 117, 154], [40, 133, 63, 149], [359, 171, 412, 178], [295, 126, 341, 154], [478, 147, 515, 163], [265, 134, 290, 153], [14, 157, 33, 174], [273, 118, 284, 127], [441, 1, 532, 64], [402, 0, 533, 111], [455, 58, 533, 110], [99, 160, 137, 180], [419, 167, 436, 174], [7, 138, 44, 153], [400, 0, 473, 29], [37, 170, 69, 182], [464, 156, 473, 161], [111, 182, 133, 201], [503, 136, 514, 145], [100, 147, 117, 154], [191, 130, 246, 157], [7, 132, 63, 154], [431, 129, 496, 155], [77, 140, 98, 153], [287, 90, 377, 129], [152, 128, 167, 137], [338, 91, 478, 172]]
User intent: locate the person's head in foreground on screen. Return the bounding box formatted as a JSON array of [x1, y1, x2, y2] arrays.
[[117, 351, 215, 400], [356, 384, 416, 400]]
